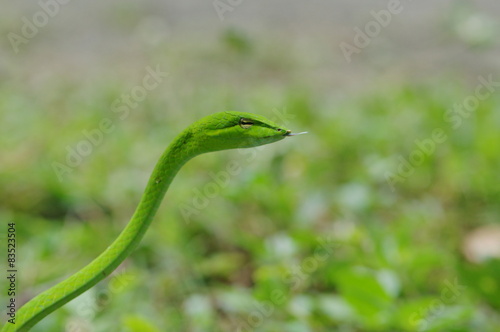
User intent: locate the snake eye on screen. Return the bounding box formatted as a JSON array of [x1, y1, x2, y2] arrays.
[[239, 118, 254, 129]]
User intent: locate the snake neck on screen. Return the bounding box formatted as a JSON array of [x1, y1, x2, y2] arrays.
[[126, 128, 199, 245]]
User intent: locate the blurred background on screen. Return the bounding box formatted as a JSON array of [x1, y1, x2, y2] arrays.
[[1, 1, 500, 331]]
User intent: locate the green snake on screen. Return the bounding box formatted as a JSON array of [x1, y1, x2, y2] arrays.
[[3, 111, 304, 331]]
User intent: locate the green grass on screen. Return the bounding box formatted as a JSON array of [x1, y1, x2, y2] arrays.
[[1, 36, 500, 332]]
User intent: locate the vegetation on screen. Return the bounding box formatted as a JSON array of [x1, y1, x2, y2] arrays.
[[1, 25, 500, 332]]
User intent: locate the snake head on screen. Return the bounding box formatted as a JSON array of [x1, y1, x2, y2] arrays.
[[191, 111, 298, 153]]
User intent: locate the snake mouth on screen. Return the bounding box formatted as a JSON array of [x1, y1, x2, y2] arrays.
[[284, 130, 308, 137], [262, 130, 307, 138]]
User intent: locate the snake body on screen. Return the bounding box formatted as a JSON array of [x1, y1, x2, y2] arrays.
[[2, 111, 294, 331]]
